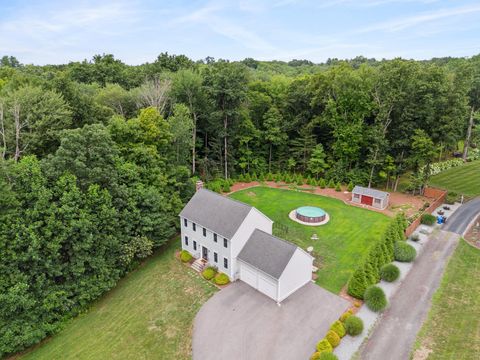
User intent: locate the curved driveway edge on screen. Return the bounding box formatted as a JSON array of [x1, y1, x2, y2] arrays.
[[192, 281, 349, 360], [443, 197, 480, 235]]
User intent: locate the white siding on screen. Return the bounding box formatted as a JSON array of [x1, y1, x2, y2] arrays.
[[278, 248, 313, 302], [230, 208, 273, 280], [239, 261, 279, 301]]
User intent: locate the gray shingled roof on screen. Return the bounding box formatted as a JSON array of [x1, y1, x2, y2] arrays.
[[179, 189, 253, 239], [237, 229, 297, 280], [352, 185, 389, 200]]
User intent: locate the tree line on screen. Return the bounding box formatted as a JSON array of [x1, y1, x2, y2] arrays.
[[0, 52, 479, 355]]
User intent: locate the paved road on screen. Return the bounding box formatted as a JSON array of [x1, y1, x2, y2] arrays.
[[443, 197, 480, 235], [193, 281, 349, 360], [359, 230, 460, 360]]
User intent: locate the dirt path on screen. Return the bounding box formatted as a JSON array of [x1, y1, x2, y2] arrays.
[[358, 230, 460, 360]]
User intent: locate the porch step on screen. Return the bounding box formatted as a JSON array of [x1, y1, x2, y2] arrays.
[[191, 258, 207, 273]]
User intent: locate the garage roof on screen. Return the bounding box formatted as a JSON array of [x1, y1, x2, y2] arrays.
[[238, 229, 297, 280], [352, 185, 389, 200], [179, 188, 253, 239]]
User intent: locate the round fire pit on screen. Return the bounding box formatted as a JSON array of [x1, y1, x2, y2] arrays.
[[295, 206, 326, 223]]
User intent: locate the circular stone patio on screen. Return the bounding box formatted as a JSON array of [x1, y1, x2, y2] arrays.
[[289, 209, 330, 226]]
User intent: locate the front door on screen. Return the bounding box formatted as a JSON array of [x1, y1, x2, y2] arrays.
[[202, 246, 208, 260]]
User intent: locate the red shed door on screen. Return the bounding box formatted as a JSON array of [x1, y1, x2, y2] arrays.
[[361, 195, 373, 206]]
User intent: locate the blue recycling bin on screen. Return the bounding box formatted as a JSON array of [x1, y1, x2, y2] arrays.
[[437, 215, 443, 224]]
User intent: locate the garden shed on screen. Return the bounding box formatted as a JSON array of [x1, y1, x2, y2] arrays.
[[351, 186, 389, 210]]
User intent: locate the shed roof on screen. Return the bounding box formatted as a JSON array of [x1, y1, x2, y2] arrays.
[[179, 188, 253, 239], [237, 229, 298, 280], [352, 185, 389, 200]]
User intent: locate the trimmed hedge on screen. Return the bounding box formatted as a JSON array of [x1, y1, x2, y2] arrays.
[[329, 320, 346, 338], [180, 250, 192, 263], [325, 330, 340, 348], [420, 213, 436, 225], [364, 285, 387, 312], [344, 315, 364, 336], [316, 339, 333, 353], [214, 273, 230, 285], [380, 263, 400, 282], [394, 241, 417, 262], [339, 310, 353, 322], [202, 267, 217, 280]]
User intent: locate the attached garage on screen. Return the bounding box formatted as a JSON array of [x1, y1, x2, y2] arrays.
[[237, 229, 313, 303], [351, 185, 389, 210]]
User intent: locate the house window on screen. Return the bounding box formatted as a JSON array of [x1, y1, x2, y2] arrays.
[[184, 236, 189, 246], [224, 258, 228, 269], [193, 223, 196, 231], [374, 198, 381, 204], [214, 252, 218, 262], [203, 227, 206, 237], [184, 218, 187, 227], [224, 238, 228, 248], [214, 234, 217, 242], [193, 241, 197, 251], [354, 193, 360, 199]]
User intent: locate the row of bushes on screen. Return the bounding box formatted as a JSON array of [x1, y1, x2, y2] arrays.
[[310, 310, 365, 359], [347, 214, 407, 299], [179, 251, 231, 286], [421, 158, 464, 177]]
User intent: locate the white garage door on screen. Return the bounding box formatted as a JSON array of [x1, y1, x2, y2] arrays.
[[240, 262, 278, 301]]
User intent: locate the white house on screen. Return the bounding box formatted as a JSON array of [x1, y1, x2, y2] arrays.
[[179, 188, 313, 303]]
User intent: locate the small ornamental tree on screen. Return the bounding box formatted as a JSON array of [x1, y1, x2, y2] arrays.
[[318, 178, 326, 188], [347, 181, 354, 192], [335, 182, 342, 191], [327, 179, 335, 188], [347, 266, 368, 299]]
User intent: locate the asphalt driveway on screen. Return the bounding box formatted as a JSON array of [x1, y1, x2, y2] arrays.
[[443, 197, 480, 235], [192, 281, 349, 360]]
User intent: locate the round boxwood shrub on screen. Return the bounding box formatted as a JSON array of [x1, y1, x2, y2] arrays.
[[319, 353, 338, 360], [364, 285, 388, 312], [325, 330, 340, 348], [394, 241, 417, 262], [380, 263, 400, 282], [180, 250, 192, 263], [409, 233, 420, 242], [420, 213, 436, 225], [202, 267, 216, 280], [329, 320, 346, 338], [316, 338, 333, 353], [344, 315, 364, 336], [214, 272, 230, 285], [339, 310, 353, 322], [310, 352, 321, 360]]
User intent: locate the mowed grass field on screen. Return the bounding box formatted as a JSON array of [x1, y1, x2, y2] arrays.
[[230, 186, 390, 293], [429, 160, 480, 197], [414, 240, 480, 359], [16, 238, 217, 360]]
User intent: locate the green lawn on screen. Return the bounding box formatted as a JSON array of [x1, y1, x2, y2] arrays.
[[414, 240, 480, 359], [17, 239, 217, 360], [429, 160, 480, 197], [230, 186, 390, 293]]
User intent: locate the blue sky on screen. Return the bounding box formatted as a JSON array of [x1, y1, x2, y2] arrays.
[[0, 0, 479, 65]]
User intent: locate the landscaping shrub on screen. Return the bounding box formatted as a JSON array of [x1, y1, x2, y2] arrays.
[[394, 241, 416, 262], [316, 339, 333, 353], [244, 173, 252, 182], [310, 352, 321, 360], [344, 315, 364, 336], [420, 213, 436, 225], [445, 191, 458, 205], [364, 285, 388, 312], [339, 310, 353, 322], [180, 250, 192, 263], [202, 267, 217, 280], [318, 178, 326, 188], [327, 179, 335, 188], [318, 353, 338, 360], [329, 320, 346, 338], [222, 183, 231, 192], [409, 233, 420, 242], [214, 273, 230, 285], [325, 330, 340, 347], [335, 182, 341, 192], [347, 266, 368, 299], [380, 263, 400, 282], [347, 181, 354, 192]]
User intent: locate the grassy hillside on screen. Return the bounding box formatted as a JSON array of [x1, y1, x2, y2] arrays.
[[429, 160, 480, 197], [16, 239, 217, 360], [230, 186, 390, 293], [414, 240, 480, 359]]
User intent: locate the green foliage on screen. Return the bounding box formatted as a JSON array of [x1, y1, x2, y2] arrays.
[[364, 285, 388, 312], [318, 178, 326, 188], [344, 316, 364, 336], [214, 273, 230, 285], [347, 266, 368, 299], [310, 352, 321, 360], [318, 353, 339, 360], [445, 191, 459, 204], [202, 266, 217, 280], [380, 263, 400, 282], [325, 330, 341, 347], [316, 338, 333, 353], [347, 181, 354, 192], [394, 241, 417, 262], [335, 182, 342, 191], [180, 250, 192, 263], [339, 310, 353, 322], [327, 179, 336, 188], [329, 320, 346, 338], [420, 213, 436, 225]]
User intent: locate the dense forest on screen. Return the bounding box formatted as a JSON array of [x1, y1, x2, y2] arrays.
[[0, 52, 479, 356]]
